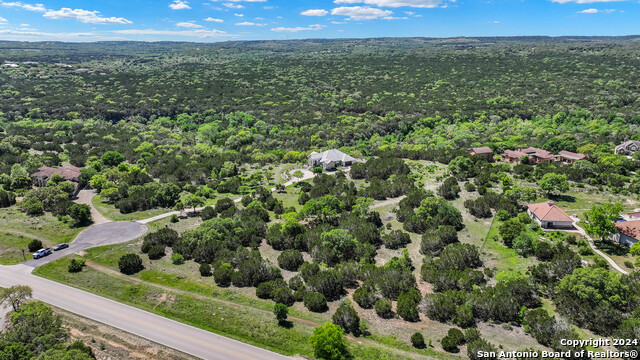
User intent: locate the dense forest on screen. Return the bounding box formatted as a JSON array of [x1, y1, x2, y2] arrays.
[[2, 37, 640, 360]]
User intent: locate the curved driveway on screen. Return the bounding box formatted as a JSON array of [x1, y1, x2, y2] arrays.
[[25, 221, 147, 267]]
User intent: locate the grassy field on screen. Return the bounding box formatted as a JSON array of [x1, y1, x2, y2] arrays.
[[91, 195, 172, 222], [34, 252, 454, 360], [0, 231, 49, 265], [0, 206, 85, 243]]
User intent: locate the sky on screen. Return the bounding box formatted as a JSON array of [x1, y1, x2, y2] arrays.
[[0, 0, 638, 42]]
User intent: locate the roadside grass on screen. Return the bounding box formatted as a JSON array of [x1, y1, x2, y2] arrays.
[[35, 255, 446, 360], [0, 232, 46, 265], [92, 195, 171, 222], [0, 206, 85, 244]]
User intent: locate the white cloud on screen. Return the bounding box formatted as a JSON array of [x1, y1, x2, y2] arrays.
[[577, 8, 615, 12], [331, 6, 393, 20], [235, 21, 265, 25], [112, 28, 230, 38], [176, 21, 203, 28], [333, 0, 442, 8], [271, 24, 325, 32], [234, 13, 244, 16], [301, 9, 329, 16], [43, 8, 132, 24], [383, 16, 408, 19], [0, 1, 46, 12], [551, 0, 624, 3], [205, 17, 224, 22], [169, 0, 191, 10], [331, 21, 347, 24], [0, 16, 6, 22], [223, 2, 244, 8], [0, 29, 97, 38]]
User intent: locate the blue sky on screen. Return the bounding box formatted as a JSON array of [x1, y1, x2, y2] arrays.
[[0, 0, 638, 42]]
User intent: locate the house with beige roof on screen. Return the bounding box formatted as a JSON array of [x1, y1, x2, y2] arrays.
[[528, 201, 575, 229], [308, 149, 357, 170], [468, 147, 494, 162], [31, 165, 81, 187]]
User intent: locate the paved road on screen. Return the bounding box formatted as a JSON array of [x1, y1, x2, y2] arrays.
[[24, 221, 147, 267], [0, 265, 289, 360]]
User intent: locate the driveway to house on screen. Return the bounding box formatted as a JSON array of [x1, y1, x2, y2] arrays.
[[0, 264, 290, 360], [75, 189, 110, 225], [24, 221, 147, 267], [572, 223, 629, 275]]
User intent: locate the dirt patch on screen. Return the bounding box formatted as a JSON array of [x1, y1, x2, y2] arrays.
[[55, 306, 198, 360]]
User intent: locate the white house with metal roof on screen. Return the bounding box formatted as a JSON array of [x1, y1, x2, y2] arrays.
[[308, 149, 356, 170]]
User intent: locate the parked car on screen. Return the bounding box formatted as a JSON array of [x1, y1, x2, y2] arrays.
[[32, 248, 52, 259], [53, 243, 69, 251]]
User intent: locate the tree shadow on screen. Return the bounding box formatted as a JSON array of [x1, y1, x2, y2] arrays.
[[549, 194, 576, 203], [278, 320, 293, 329], [594, 240, 629, 256]]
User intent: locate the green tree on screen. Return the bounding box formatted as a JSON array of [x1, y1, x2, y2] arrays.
[[309, 322, 349, 360], [332, 300, 360, 335], [301, 195, 345, 222], [101, 151, 124, 166], [583, 203, 624, 241], [182, 194, 205, 213], [0, 285, 32, 311], [20, 197, 44, 215], [28, 239, 43, 252], [68, 203, 92, 227], [498, 219, 525, 248], [537, 173, 569, 196], [274, 303, 288, 323], [118, 253, 144, 275]]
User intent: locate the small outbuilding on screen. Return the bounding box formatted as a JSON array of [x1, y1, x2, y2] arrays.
[[528, 200, 575, 229], [556, 151, 586, 164], [468, 147, 494, 162]]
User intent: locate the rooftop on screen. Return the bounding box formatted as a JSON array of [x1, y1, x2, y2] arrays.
[[528, 200, 574, 223], [469, 146, 493, 154], [309, 149, 356, 164], [557, 150, 586, 161], [615, 220, 640, 240], [31, 165, 81, 181]]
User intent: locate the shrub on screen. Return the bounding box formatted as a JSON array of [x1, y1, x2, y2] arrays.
[[382, 230, 411, 249], [464, 328, 481, 343], [21, 197, 44, 216], [118, 253, 144, 275], [199, 263, 212, 276], [68, 259, 85, 273], [147, 245, 166, 260], [277, 249, 304, 271], [274, 303, 288, 323], [374, 299, 393, 319], [353, 282, 376, 309], [28, 239, 43, 252], [441, 335, 459, 352], [171, 253, 185, 265], [332, 300, 360, 335], [214, 263, 233, 287], [169, 214, 179, 223], [201, 206, 217, 220], [310, 322, 349, 360], [397, 289, 421, 322], [411, 332, 425, 349], [304, 292, 328, 312], [447, 328, 465, 345], [272, 287, 295, 306]]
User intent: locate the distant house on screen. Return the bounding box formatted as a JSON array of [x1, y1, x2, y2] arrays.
[[614, 140, 640, 155], [612, 220, 640, 247], [502, 149, 528, 164], [2, 63, 18, 68], [468, 147, 494, 162], [528, 201, 575, 229], [308, 149, 356, 170], [31, 165, 82, 187], [556, 151, 586, 164], [520, 147, 555, 163]]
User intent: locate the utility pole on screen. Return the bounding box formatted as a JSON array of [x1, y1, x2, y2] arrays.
[[21, 249, 26, 261]]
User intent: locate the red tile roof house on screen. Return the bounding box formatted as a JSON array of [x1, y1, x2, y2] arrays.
[[31, 165, 81, 188], [468, 147, 494, 162], [528, 201, 575, 229], [612, 220, 640, 247], [520, 147, 555, 163], [501, 149, 528, 164], [556, 151, 586, 164]]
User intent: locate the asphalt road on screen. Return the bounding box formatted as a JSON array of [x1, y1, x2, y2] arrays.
[[24, 221, 148, 267], [0, 264, 290, 360]]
